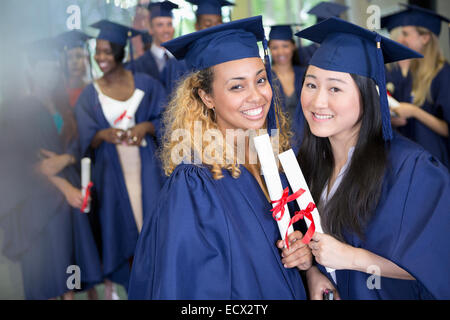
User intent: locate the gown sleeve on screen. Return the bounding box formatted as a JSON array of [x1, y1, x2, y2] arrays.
[[73, 86, 101, 158], [389, 151, 450, 299], [128, 165, 232, 299]]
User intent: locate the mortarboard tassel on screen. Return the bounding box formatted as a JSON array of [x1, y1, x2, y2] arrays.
[[375, 34, 393, 141]]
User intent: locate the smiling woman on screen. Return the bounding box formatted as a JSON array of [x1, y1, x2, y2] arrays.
[[291, 17, 450, 300], [128, 16, 311, 300], [74, 19, 167, 298]]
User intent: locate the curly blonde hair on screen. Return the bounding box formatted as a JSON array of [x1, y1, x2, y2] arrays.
[[160, 63, 293, 180]]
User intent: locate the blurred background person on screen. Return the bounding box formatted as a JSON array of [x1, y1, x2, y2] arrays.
[[186, 0, 235, 30], [75, 20, 167, 299], [0, 37, 102, 300], [381, 4, 450, 168]]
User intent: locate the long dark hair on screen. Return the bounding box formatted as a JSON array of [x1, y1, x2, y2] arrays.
[[297, 73, 388, 241]]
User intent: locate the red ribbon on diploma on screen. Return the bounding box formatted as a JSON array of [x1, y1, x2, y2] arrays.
[[114, 110, 132, 125], [288, 203, 316, 246], [80, 181, 93, 213], [271, 187, 305, 221], [270, 187, 316, 249]]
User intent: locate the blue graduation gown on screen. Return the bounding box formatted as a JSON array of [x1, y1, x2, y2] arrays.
[[272, 66, 306, 154], [128, 164, 307, 299], [387, 63, 450, 167], [160, 58, 189, 99], [385, 63, 413, 104], [127, 51, 188, 99], [0, 97, 102, 299], [74, 72, 167, 289], [317, 134, 450, 299]]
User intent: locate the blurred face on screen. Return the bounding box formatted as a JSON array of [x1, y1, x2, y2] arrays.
[[269, 40, 295, 66], [199, 57, 273, 132], [301, 65, 361, 143], [66, 47, 87, 78], [400, 26, 429, 53], [150, 17, 175, 46], [94, 39, 117, 75], [196, 14, 222, 30]]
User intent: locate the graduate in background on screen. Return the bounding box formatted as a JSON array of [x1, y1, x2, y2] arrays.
[[0, 38, 102, 300], [268, 24, 305, 152], [288, 17, 450, 299], [128, 16, 313, 300], [380, 4, 450, 168], [186, 0, 235, 31], [56, 30, 92, 108], [130, 0, 188, 98], [74, 20, 167, 298], [298, 2, 348, 69], [381, 14, 413, 105]]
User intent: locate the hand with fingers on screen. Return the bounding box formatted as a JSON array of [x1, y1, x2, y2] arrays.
[[101, 128, 127, 144], [276, 231, 313, 271], [125, 122, 153, 146], [308, 232, 355, 271]]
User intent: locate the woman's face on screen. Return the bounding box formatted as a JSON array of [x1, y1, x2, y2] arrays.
[[301, 65, 362, 143], [66, 47, 87, 78], [269, 40, 295, 66], [400, 26, 428, 53], [94, 39, 117, 75], [200, 57, 273, 132]]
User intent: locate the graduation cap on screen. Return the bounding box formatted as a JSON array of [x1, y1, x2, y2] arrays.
[[55, 30, 91, 51], [90, 20, 143, 72], [162, 16, 279, 133], [148, 1, 179, 19], [308, 2, 348, 22], [90, 20, 142, 46], [269, 25, 295, 41], [295, 17, 423, 141], [381, 3, 449, 36], [186, 0, 235, 16]]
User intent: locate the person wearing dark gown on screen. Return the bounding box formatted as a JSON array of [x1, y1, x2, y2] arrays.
[[0, 37, 102, 300], [288, 17, 450, 300], [74, 20, 167, 298], [381, 4, 450, 168], [128, 16, 313, 300]]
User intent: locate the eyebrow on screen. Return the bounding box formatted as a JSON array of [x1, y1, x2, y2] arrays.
[[305, 74, 348, 84], [227, 68, 266, 82]]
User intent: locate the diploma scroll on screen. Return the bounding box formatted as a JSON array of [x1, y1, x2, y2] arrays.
[[253, 134, 294, 243], [278, 149, 335, 274], [81, 157, 92, 213]]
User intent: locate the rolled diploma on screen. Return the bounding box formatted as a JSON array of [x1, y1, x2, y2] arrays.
[[81, 157, 91, 213], [253, 134, 294, 243], [388, 95, 400, 108], [278, 149, 335, 275]]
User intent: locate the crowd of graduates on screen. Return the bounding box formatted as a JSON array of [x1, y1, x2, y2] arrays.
[[0, 1, 449, 300]]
